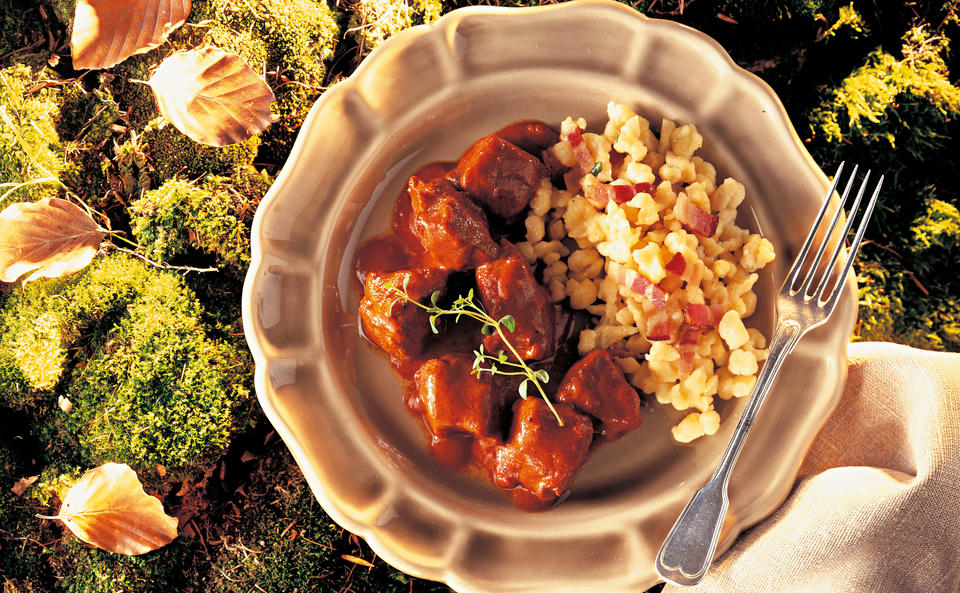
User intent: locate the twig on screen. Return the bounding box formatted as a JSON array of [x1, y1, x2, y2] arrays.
[[109, 245, 219, 274]]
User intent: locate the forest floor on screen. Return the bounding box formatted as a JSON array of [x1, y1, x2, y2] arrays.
[[1, 1, 958, 592]]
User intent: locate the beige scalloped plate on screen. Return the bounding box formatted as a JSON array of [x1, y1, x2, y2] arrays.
[[241, 2, 854, 591]]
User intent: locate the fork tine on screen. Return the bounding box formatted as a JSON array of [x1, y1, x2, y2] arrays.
[[823, 173, 883, 312], [815, 169, 872, 302], [784, 162, 846, 292], [796, 164, 859, 297]]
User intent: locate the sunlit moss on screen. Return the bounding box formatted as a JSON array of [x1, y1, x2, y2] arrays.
[[130, 174, 259, 271], [8, 311, 65, 391], [347, 0, 443, 57], [0, 254, 253, 476], [819, 2, 870, 41], [807, 26, 960, 160], [909, 198, 960, 254], [806, 26, 960, 351], [0, 64, 63, 203]]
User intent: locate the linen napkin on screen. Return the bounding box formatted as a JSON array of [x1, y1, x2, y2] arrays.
[[662, 341, 960, 593]]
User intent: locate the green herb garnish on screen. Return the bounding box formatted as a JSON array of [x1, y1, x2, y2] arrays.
[[590, 161, 603, 176], [387, 277, 564, 426]]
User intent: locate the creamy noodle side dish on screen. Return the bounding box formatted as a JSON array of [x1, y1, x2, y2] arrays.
[[354, 102, 775, 509]]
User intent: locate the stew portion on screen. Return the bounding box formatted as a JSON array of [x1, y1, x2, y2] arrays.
[[355, 121, 642, 510]]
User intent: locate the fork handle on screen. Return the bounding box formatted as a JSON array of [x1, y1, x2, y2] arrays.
[[655, 321, 803, 586]]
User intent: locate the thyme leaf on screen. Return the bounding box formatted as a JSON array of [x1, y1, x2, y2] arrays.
[[389, 275, 563, 426]]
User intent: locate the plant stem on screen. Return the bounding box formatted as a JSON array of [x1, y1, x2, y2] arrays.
[[389, 280, 563, 426]]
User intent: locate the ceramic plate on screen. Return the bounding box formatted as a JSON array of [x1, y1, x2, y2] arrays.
[[241, 2, 854, 591]]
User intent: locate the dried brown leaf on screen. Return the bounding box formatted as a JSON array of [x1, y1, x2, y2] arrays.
[[148, 47, 277, 147], [72, 0, 191, 70], [11, 475, 39, 497], [0, 198, 105, 283], [43, 463, 178, 555]]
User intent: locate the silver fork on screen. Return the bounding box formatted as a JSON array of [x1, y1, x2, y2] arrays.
[[654, 163, 883, 586]]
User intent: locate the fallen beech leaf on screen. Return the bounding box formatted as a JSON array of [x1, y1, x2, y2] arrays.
[[0, 198, 105, 283], [11, 475, 39, 496], [148, 47, 277, 146], [72, 0, 191, 70], [40, 463, 178, 555]]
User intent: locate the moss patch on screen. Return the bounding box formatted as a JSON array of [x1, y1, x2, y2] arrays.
[[0, 64, 63, 203], [130, 172, 266, 272], [0, 253, 252, 477]]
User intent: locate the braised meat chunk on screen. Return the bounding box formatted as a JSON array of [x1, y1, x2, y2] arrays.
[[476, 241, 556, 361], [415, 354, 503, 441], [408, 176, 499, 271], [555, 349, 642, 440], [490, 398, 593, 502], [359, 268, 449, 360], [493, 120, 561, 156], [448, 135, 547, 218]]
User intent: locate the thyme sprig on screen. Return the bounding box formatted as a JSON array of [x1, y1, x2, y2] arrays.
[[387, 275, 564, 426]]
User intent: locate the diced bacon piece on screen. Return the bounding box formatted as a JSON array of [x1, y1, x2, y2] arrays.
[[684, 303, 716, 328], [710, 303, 727, 325], [585, 184, 614, 207], [665, 252, 686, 276], [564, 127, 596, 172], [611, 184, 635, 205], [677, 348, 696, 374], [608, 261, 668, 309], [646, 310, 671, 341], [677, 325, 700, 345], [586, 184, 635, 206], [675, 194, 719, 237], [633, 182, 653, 195], [631, 274, 668, 309], [676, 326, 700, 373]]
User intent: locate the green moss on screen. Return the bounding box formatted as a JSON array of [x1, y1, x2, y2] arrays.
[[0, 64, 63, 203], [0, 253, 252, 476], [819, 2, 870, 42], [347, 0, 443, 57], [0, 442, 57, 592], [138, 117, 259, 180], [130, 174, 260, 271], [0, 275, 79, 401], [806, 27, 960, 165], [106, 54, 163, 131], [46, 0, 75, 31], [0, 0, 48, 70], [55, 86, 122, 146], [208, 441, 451, 593], [909, 198, 960, 254], [51, 536, 196, 593], [186, 0, 341, 164]]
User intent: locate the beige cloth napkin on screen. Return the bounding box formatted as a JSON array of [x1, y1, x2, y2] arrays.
[[662, 341, 960, 593]]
